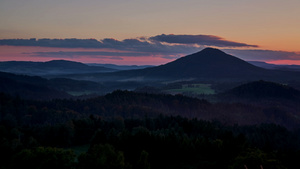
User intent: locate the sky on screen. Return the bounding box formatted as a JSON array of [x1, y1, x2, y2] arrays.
[[0, 0, 299, 65]]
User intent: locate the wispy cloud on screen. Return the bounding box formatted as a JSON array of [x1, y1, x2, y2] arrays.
[[0, 37, 201, 55], [149, 34, 259, 48], [30, 51, 153, 57], [0, 38, 102, 48], [99, 38, 199, 54], [0, 34, 258, 54]]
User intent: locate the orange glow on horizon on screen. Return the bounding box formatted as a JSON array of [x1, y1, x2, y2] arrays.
[[1, 45, 300, 66], [267, 60, 300, 65], [0, 46, 172, 65]]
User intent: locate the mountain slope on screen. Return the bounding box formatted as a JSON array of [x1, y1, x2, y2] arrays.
[[144, 48, 267, 78], [108, 48, 283, 81]]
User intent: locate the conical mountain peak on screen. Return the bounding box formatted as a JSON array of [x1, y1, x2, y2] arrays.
[[138, 48, 267, 79], [166, 47, 249, 67], [197, 47, 226, 54]]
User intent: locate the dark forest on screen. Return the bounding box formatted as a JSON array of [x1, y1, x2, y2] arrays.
[[1, 90, 300, 169]]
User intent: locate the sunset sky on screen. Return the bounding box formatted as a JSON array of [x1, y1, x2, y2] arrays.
[[0, 0, 299, 65]]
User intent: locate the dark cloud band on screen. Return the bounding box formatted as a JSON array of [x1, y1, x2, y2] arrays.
[[0, 34, 258, 51], [0, 38, 200, 54], [30, 51, 153, 57], [150, 34, 258, 47], [0, 38, 102, 48], [2, 35, 299, 62]]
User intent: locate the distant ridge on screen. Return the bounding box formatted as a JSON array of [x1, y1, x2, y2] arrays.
[[0, 60, 116, 76], [41, 60, 89, 68], [88, 63, 153, 70], [248, 61, 300, 71]]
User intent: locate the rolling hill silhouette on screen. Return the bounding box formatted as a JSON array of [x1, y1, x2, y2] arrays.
[[40, 60, 90, 69], [0, 60, 115, 76]]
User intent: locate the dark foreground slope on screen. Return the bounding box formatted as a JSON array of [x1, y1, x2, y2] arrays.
[[2, 88, 298, 129], [1, 82, 300, 168], [1, 92, 300, 169]]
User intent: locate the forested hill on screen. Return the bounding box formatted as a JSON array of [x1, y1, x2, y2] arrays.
[[224, 80, 300, 99], [1, 89, 300, 129]]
